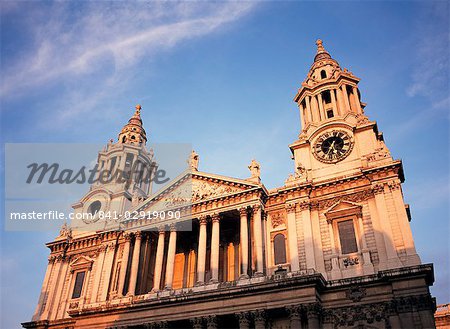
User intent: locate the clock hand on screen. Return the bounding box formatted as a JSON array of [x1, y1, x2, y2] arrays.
[[327, 141, 335, 155]]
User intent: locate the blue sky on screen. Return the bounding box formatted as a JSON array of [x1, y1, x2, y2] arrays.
[[1, 1, 449, 327]]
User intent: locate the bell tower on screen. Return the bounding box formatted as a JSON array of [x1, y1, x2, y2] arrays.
[[286, 40, 421, 270], [71, 105, 155, 232], [289, 40, 391, 183], [295, 39, 365, 126]]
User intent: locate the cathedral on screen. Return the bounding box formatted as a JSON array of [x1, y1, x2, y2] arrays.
[[22, 40, 436, 329]]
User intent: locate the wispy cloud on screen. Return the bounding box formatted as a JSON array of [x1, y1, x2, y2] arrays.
[[404, 3, 449, 112], [387, 2, 449, 139], [1, 1, 257, 124]]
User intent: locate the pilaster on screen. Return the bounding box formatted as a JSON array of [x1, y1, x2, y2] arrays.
[[286, 203, 300, 272]]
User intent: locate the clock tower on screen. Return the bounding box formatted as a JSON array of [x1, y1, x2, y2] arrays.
[[290, 39, 392, 182], [288, 40, 421, 269]]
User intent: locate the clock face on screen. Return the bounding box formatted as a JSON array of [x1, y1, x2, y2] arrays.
[[313, 130, 353, 163]]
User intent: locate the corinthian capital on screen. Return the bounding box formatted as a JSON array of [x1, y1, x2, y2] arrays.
[[388, 180, 401, 191], [123, 232, 133, 241], [198, 215, 208, 225], [306, 303, 322, 317], [285, 202, 296, 213], [238, 206, 248, 217], [299, 201, 310, 211], [372, 183, 385, 195], [252, 204, 261, 213], [211, 213, 221, 223]]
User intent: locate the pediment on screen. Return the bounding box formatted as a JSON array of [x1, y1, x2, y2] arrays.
[[323, 200, 362, 221], [135, 170, 261, 212], [70, 255, 94, 271]]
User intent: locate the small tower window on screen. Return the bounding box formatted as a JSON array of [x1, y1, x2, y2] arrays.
[[327, 109, 334, 118], [320, 70, 327, 79], [273, 233, 287, 265], [323, 90, 332, 104]]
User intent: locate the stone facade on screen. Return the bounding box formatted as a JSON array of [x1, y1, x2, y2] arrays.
[[22, 40, 436, 329], [435, 304, 450, 329]]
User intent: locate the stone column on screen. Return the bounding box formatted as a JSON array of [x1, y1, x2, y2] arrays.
[[300, 201, 316, 270], [32, 257, 55, 320], [418, 309, 436, 328], [336, 87, 344, 115], [196, 216, 208, 284], [372, 183, 402, 268], [58, 259, 75, 318], [151, 227, 165, 292], [388, 313, 402, 329], [286, 203, 300, 272], [100, 242, 116, 301], [327, 221, 341, 279], [311, 96, 319, 122], [389, 182, 420, 263], [50, 257, 70, 318], [128, 232, 142, 295], [252, 310, 266, 329], [252, 205, 264, 276], [210, 213, 221, 283], [317, 93, 325, 121], [239, 207, 249, 278], [40, 255, 63, 319], [164, 225, 177, 289], [322, 309, 334, 329], [117, 232, 132, 296], [352, 86, 362, 113], [90, 245, 106, 303], [341, 85, 351, 113], [305, 96, 313, 123], [357, 214, 374, 273], [287, 305, 302, 329], [306, 304, 321, 329], [236, 312, 250, 329], [299, 103, 306, 128]]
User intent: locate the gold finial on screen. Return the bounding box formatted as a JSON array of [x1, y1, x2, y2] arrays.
[[316, 39, 325, 53], [135, 104, 141, 115]]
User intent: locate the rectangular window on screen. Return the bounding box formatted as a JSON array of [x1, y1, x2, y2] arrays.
[[327, 109, 334, 118], [337, 219, 358, 254], [71, 271, 86, 299]]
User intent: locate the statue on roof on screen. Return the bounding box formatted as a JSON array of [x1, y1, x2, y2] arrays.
[[188, 150, 199, 171], [248, 159, 260, 178]]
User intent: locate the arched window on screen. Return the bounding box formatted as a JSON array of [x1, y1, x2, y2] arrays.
[[273, 233, 287, 265], [320, 70, 327, 79]]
